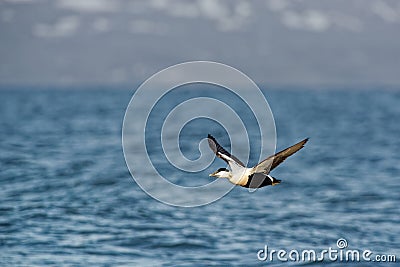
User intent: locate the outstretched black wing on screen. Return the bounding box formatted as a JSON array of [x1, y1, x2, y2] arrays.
[[252, 138, 309, 174], [207, 134, 245, 167]]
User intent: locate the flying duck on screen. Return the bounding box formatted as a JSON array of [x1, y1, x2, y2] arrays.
[[208, 134, 308, 188]]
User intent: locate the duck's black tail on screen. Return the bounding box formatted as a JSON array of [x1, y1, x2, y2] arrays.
[[272, 178, 281, 186]]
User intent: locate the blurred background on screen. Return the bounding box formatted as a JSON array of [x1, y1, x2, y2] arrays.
[[1, 0, 400, 87], [1, 0, 400, 266]]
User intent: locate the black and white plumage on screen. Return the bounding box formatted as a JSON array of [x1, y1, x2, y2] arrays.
[[208, 134, 309, 188]]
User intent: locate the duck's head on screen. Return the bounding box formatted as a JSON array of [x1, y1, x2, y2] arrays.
[[209, 168, 232, 178]]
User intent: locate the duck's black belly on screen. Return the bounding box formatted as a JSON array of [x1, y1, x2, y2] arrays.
[[243, 173, 273, 188]]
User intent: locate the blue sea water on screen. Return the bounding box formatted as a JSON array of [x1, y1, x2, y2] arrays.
[[1, 87, 399, 266]]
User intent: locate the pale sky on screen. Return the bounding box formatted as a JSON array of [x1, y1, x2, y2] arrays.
[[1, 0, 400, 87]]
